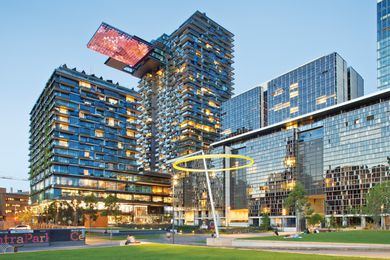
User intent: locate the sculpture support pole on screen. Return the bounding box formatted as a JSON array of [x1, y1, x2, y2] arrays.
[[201, 150, 219, 238]]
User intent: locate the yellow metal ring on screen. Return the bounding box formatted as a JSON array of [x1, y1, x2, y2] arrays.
[[172, 154, 254, 172]]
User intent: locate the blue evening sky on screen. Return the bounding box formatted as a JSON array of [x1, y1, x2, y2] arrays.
[[0, 0, 376, 191]]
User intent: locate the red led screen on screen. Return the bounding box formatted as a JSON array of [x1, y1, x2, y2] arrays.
[[87, 23, 152, 67]]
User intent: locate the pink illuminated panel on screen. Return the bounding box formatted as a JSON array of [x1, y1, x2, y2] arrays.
[[87, 23, 152, 67]]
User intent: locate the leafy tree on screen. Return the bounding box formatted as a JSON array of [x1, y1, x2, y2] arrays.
[[328, 214, 337, 229], [83, 194, 99, 229], [260, 214, 271, 230], [283, 182, 310, 231], [101, 195, 121, 225], [16, 209, 34, 225], [364, 180, 390, 228], [307, 213, 324, 228]]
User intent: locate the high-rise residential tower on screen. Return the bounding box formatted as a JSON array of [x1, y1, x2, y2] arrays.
[[88, 11, 234, 172], [29, 65, 171, 224], [378, 0, 390, 90]]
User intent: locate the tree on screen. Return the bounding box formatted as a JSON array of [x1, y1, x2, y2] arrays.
[[364, 180, 390, 229], [307, 213, 324, 229], [16, 209, 34, 225], [83, 194, 98, 229], [283, 182, 310, 231], [101, 195, 121, 225], [260, 214, 271, 230]]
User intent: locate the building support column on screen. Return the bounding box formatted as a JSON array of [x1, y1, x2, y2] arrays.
[[361, 216, 366, 228]]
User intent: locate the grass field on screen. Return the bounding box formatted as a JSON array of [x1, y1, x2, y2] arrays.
[[87, 234, 163, 240], [0, 244, 377, 260], [244, 230, 390, 244]]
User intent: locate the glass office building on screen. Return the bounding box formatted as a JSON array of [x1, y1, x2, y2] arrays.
[[378, 0, 390, 90], [221, 86, 264, 138], [193, 89, 390, 229], [266, 52, 363, 125], [29, 65, 171, 224]]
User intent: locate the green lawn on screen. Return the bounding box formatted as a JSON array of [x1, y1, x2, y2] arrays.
[[87, 234, 163, 240], [0, 244, 376, 260], [244, 230, 390, 244]]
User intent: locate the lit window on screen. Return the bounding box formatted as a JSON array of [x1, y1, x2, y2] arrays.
[[290, 83, 298, 90], [79, 81, 91, 88], [95, 130, 104, 137], [118, 142, 123, 149], [84, 151, 90, 158], [108, 98, 118, 105], [272, 102, 290, 111], [79, 111, 85, 118], [205, 43, 212, 49], [107, 118, 115, 126], [272, 88, 284, 97], [126, 129, 136, 137], [127, 117, 136, 123], [58, 116, 68, 122], [83, 169, 89, 176], [290, 106, 299, 114], [316, 95, 327, 105], [208, 100, 218, 108], [59, 139, 68, 147], [58, 107, 68, 114], [126, 95, 136, 102], [59, 124, 69, 130], [290, 90, 299, 98], [126, 150, 134, 157]]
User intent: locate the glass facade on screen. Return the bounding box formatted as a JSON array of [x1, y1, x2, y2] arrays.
[[208, 90, 390, 227], [221, 86, 263, 138], [267, 53, 363, 125], [29, 65, 171, 223], [378, 0, 390, 90]]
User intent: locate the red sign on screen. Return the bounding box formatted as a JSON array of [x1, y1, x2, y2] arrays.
[[87, 23, 152, 67]]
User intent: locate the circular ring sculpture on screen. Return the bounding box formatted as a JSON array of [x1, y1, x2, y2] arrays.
[[172, 154, 254, 172]]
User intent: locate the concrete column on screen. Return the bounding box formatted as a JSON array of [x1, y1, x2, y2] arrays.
[[342, 216, 347, 227], [325, 216, 330, 228], [361, 216, 366, 228], [381, 215, 385, 230]]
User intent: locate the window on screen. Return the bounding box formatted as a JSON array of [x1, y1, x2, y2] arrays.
[[79, 81, 91, 88], [95, 130, 104, 137], [272, 88, 284, 97], [107, 118, 115, 126], [108, 98, 118, 105], [118, 142, 123, 149], [126, 95, 136, 102], [59, 139, 68, 147], [84, 151, 90, 158], [290, 106, 299, 114], [126, 129, 136, 137], [290, 83, 298, 90], [59, 124, 69, 130], [316, 95, 327, 105], [367, 115, 374, 121]]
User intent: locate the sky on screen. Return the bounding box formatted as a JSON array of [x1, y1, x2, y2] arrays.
[[0, 0, 377, 191]]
